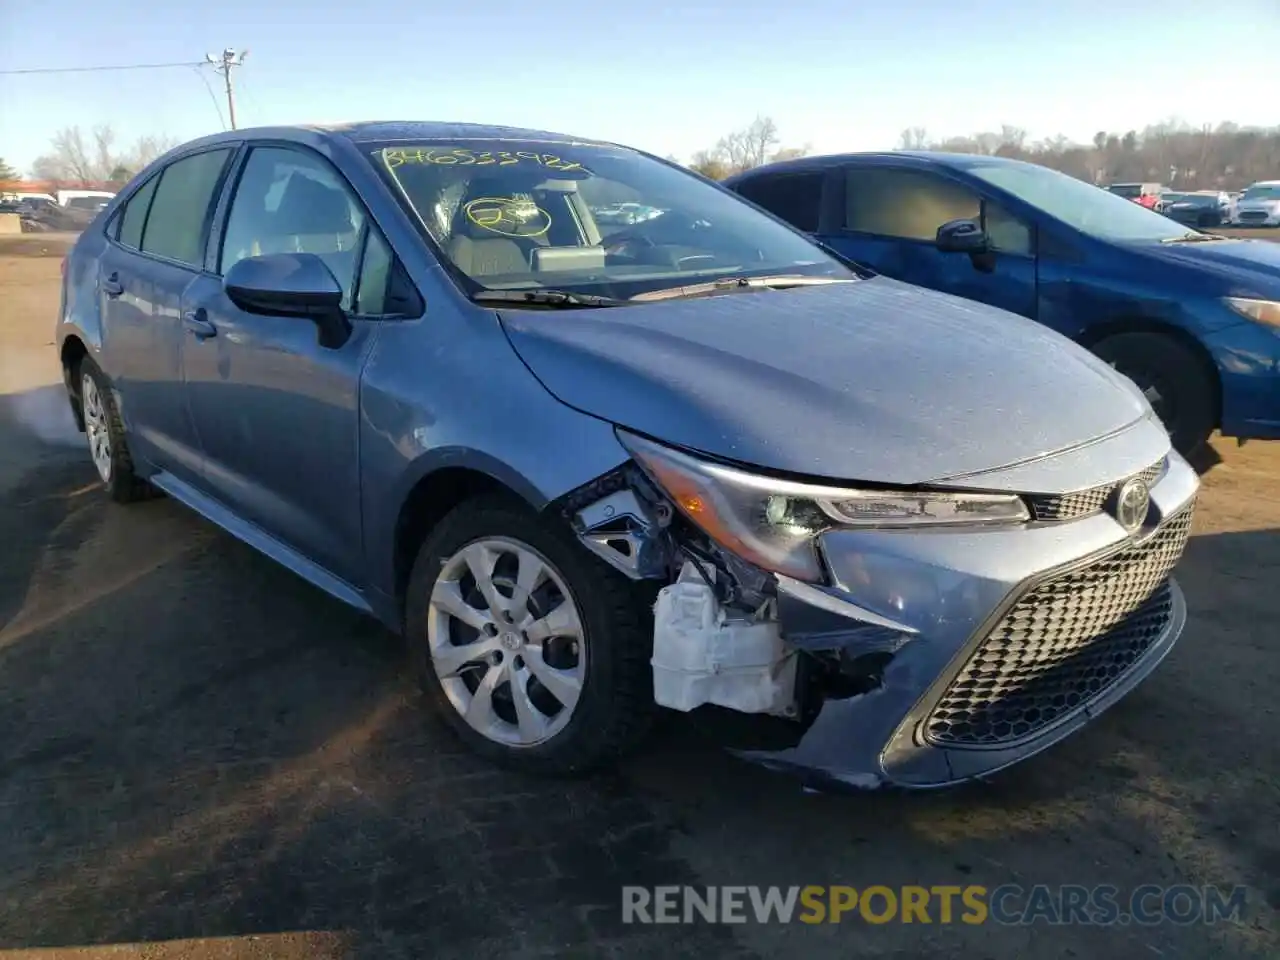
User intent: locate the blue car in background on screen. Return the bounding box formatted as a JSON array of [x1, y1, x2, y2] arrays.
[[726, 153, 1280, 456]]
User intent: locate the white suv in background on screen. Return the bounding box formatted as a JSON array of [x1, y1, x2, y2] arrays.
[[1234, 181, 1280, 227]]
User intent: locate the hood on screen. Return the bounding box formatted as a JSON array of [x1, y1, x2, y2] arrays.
[[1130, 237, 1280, 298], [1237, 197, 1280, 210], [499, 278, 1148, 485]]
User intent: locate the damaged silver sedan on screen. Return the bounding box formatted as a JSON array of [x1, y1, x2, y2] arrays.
[[58, 121, 1197, 789]]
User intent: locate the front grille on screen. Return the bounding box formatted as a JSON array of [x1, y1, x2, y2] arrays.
[[1027, 460, 1165, 522], [924, 501, 1195, 748], [1238, 210, 1269, 223]]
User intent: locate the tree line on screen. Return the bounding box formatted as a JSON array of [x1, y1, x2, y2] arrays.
[[2, 125, 178, 189], [898, 121, 1280, 190], [10, 117, 1278, 194], [682, 117, 1280, 191]]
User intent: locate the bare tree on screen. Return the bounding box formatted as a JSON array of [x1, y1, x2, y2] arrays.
[[687, 117, 807, 179], [0, 157, 17, 181], [715, 116, 781, 175], [688, 149, 731, 181], [31, 125, 178, 184], [898, 127, 929, 150], [770, 145, 811, 163]]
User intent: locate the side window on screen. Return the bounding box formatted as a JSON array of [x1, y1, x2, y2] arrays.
[[221, 146, 366, 309], [982, 201, 1033, 256], [140, 149, 233, 266], [355, 229, 393, 315], [116, 176, 159, 249], [736, 173, 824, 232], [845, 168, 980, 242]]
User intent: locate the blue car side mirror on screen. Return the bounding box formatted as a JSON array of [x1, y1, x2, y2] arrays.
[[936, 218, 990, 254]]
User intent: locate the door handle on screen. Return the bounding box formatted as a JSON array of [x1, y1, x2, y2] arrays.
[[182, 308, 218, 340], [102, 272, 124, 298]]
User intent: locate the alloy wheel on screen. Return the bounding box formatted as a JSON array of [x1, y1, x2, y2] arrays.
[[81, 373, 113, 483], [426, 537, 587, 747]]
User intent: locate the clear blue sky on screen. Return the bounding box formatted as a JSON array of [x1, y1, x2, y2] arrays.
[[2, 0, 1277, 176]]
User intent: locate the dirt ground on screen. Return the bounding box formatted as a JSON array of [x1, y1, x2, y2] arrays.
[[0, 244, 1276, 959]]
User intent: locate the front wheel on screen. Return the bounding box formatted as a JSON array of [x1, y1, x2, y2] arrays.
[[1091, 332, 1216, 458], [404, 495, 654, 775]]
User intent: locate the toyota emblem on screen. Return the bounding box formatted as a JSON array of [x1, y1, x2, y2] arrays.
[[1113, 477, 1151, 533]]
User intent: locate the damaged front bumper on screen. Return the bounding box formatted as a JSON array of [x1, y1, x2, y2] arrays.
[[742, 452, 1199, 789], [561, 432, 1200, 791]]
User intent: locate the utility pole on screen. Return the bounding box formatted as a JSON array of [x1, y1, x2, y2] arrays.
[[205, 48, 248, 130]]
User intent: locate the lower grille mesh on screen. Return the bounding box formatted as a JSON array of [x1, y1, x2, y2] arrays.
[[924, 501, 1195, 748]]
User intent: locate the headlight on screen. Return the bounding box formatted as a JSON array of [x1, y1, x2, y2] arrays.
[[618, 431, 1030, 582], [1225, 297, 1280, 328]]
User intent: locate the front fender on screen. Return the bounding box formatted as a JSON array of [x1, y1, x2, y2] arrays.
[[357, 306, 632, 606]]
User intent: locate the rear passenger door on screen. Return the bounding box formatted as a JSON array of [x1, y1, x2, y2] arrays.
[[180, 144, 402, 583], [98, 148, 234, 483], [824, 163, 1038, 320]]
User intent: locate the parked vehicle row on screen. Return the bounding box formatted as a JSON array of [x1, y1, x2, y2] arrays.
[[1104, 180, 1279, 227], [57, 122, 1266, 791], [1160, 191, 1234, 228], [2, 189, 115, 231], [1106, 181, 1164, 209], [1235, 180, 1280, 226]]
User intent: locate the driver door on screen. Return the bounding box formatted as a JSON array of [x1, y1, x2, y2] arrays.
[[822, 164, 1038, 321], [180, 144, 384, 583]]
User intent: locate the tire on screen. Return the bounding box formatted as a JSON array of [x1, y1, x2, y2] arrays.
[[77, 357, 154, 504], [1091, 332, 1216, 458], [405, 494, 654, 775]]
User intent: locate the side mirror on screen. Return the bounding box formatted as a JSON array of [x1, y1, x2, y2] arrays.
[[223, 252, 351, 348], [936, 218, 989, 254]]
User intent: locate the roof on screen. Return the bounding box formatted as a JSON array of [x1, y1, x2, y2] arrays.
[[724, 150, 1034, 182], [315, 120, 608, 145], [183, 120, 612, 150]]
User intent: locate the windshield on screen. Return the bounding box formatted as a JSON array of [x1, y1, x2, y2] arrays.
[[1107, 184, 1142, 198], [365, 140, 853, 298], [1241, 184, 1280, 201], [971, 164, 1190, 242]]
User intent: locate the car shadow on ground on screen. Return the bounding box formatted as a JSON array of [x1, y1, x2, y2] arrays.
[[0, 402, 1275, 959]]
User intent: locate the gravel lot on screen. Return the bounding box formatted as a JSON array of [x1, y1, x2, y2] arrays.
[[0, 241, 1276, 959]]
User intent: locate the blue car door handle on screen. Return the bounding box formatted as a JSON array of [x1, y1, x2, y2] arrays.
[[183, 308, 218, 340], [102, 272, 124, 298]]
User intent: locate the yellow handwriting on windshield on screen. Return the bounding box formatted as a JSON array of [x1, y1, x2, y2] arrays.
[[383, 147, 587, 173], [463, 197, 552, 238]]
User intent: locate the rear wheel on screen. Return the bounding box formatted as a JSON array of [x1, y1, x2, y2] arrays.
[[405, 495, 654, 775], [78, 357, 154, 503], [1091, 332, 1216, 458]]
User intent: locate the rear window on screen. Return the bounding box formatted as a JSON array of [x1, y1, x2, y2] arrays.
[[117, 177, 159, 249], [140, 149, 232, 267]]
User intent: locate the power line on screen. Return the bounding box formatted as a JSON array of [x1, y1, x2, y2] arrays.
[[0, 61, 204, 76], [190, 66, 227, 131]]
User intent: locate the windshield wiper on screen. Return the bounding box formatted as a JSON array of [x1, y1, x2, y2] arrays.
[[630, 274, 856, 303], [1161, 232, 1228, 243], [471, 289, 628, 308]]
